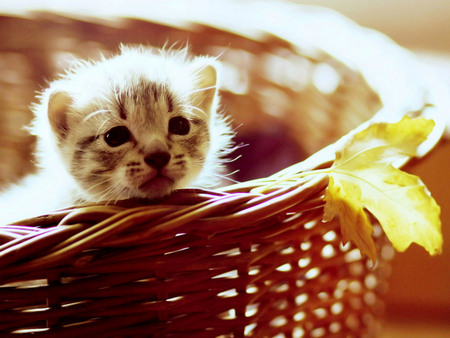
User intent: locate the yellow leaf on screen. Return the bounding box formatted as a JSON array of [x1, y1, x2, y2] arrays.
[[324, 177, 378, 262], [323, 116, 442, 262]]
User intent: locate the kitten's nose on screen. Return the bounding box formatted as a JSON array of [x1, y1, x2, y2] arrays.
[[144, 152, 171, 169]]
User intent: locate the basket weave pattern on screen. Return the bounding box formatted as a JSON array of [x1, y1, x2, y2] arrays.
[[0, 176, 391, 337], [0, 2, 445, 337]]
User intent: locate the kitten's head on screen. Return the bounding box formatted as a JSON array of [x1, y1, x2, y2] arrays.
[[36, 46, 232, 202]]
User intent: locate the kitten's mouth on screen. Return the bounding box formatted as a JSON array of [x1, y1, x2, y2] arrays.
[[138, 174, 174, 193]]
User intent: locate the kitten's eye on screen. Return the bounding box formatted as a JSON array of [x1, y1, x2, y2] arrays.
[[169, 116, 190, 135], [104, 126, 131, 147]]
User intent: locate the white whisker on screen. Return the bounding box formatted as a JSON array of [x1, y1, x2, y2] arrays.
[[92, 182, 118, 203], [83, 109, 110, 122], [96, 119, 109, 138], [219, 154, 243, 164], [83, 178, 112, 194], [179, 104, 206, 117], [211, 172, 240, 184], [188, 85, 218, 95]]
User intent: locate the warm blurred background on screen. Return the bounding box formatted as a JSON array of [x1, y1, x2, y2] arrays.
[[0, 0, 448, 337]]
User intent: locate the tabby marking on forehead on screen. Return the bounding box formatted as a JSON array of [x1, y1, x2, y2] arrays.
[[115, 81, 177, 128], [117, 95, 127, 120]]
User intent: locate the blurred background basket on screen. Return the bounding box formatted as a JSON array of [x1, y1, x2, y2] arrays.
[[0, 1, 448, 337]]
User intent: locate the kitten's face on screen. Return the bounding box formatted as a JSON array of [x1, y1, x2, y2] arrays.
[[46, 49, 219, 202], [66, 83, 210, 201]]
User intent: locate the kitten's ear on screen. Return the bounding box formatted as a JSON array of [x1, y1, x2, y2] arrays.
[[191, 61, 218, 119], [48, 91, 73, 139]]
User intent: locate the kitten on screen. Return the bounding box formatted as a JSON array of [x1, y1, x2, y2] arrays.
[[0, 46, 233, 225]]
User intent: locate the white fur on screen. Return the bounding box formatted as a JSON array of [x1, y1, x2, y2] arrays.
[[0, 46, 234, 225]]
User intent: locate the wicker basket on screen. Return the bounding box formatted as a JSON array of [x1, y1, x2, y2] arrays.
[[0, 1, 448, 337]]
